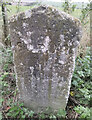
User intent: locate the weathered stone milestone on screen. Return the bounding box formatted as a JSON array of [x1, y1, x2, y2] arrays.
[[9, 5, 82, 113]]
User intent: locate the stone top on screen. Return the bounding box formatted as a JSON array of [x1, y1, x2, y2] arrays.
[[9, 5, 82, 53]]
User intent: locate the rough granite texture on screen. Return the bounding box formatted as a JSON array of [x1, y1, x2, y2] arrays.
[[9, 5, 82, 113]]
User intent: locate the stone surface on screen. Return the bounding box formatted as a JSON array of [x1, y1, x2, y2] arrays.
[[9, 5, 82, 113]]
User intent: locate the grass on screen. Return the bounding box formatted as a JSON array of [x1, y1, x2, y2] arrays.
[[6, 5, 82, 19], [0, 4, 83, 19], [0, 5, 88, 24], [7, 5, 34, 17], [70, 9, 81, 19], [57, 7, 82, 19]]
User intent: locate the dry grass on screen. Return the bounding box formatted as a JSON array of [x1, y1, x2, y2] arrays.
[[77, 23, 90, 57]]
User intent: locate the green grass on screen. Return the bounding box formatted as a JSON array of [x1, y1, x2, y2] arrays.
[[6, 5, 82, 19], [0, 6, 1, 12], [70, 9, 81, 19], [57, 7, 82, 19], [0, 4, 85, 20], [7, 5, 35, 18]]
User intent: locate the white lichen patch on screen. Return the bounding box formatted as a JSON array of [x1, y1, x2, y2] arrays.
[[32, 49, 39, 53], [18, 31, 22, 36], [30, 66, 34, 74], [73, 41, 79, 47], [58, 60, 64, 64], [27, 31, 33, 36], [20, 38, 28, 44], [24, 10, 31, 18], [20, 38, 32, 47], [45, 29, 48, 32], [62, 47, 66, 50], [68, 41, 72, 46], [39, 64, 41, 70], [53, 24, 55, 28], [23, 23, 29, 28], [60, 34, 64, 40], [20, 35, 51, 53], [27, 44, 34, 51], [42, 36, 51, 53], [20, 62, 23, 66]]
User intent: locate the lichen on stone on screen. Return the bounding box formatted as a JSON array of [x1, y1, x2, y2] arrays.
[[9, 5, 82, 113]]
